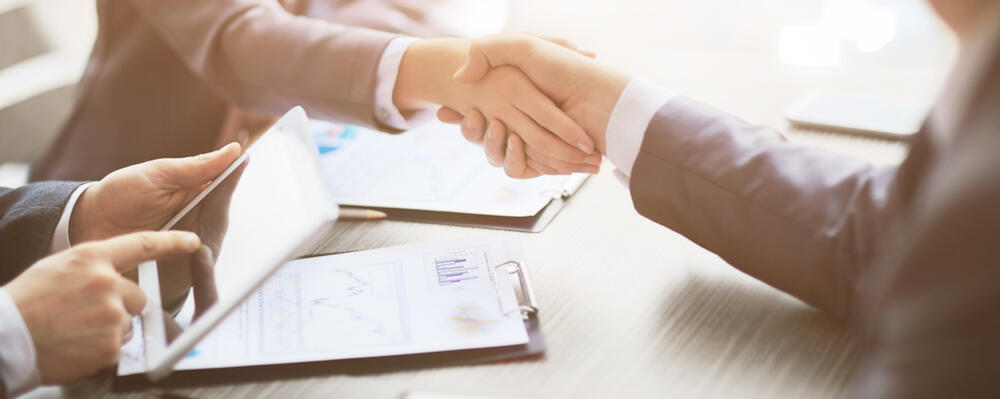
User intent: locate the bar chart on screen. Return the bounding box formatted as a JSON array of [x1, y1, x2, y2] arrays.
[[434, 251, 481, 288]]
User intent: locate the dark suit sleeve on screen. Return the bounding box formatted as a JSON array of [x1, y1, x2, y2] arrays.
[[0, 182, 84, 285], [628, 96, 902, 319]]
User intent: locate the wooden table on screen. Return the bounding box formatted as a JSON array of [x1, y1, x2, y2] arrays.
[[56, 0, 955, 397]]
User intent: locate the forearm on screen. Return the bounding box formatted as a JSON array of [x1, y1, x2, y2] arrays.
[[128, 0, 398, 125], [629, 96, 898, 319], [393, 38, 469, 111]]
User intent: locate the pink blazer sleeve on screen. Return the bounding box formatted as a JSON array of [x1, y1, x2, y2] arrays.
[[127, 0, 400, 125]]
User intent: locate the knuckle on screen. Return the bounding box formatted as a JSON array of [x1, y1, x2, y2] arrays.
[[194, 152, 211, 168], [461, 127, 480, 142], [86, 271, 117, 292], [513, 36, 534, 53], [100, 336, 122, 361], [137, 233, 159, 254], [98, 299, 125, 322], [134, 295, 148, 313], [468, 41, 483, 55], [71, 245, 100, 262]]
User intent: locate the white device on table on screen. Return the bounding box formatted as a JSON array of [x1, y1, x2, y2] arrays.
[[785, 91, 930, 138], [131, 106, 339, 381]]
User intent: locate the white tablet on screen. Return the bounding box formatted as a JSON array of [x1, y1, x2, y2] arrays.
[[128, 106, 339, 381]]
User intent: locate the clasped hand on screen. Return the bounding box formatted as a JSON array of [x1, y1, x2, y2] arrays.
[[431, 34, 631, 178]]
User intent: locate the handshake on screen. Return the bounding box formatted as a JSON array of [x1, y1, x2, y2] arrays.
[[392, 35, 633, 178]]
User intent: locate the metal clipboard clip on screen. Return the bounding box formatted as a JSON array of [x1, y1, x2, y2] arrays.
[[488, 260, 538, 320]]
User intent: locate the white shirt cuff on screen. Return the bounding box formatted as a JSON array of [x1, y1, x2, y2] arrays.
[[374, 37, 435, 130], [605, 78, 675, 181], [49, 182, 94, 254], [0, 288, 40, 396]]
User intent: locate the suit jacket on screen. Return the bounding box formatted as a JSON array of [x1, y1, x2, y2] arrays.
[[0, 182, 82, 285], [628, 17, 1000, 398], [29, 0, 464, 182]]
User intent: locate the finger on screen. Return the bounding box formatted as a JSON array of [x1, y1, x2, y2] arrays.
[[116, 304, 133, 339], [92, 231, 202, 273], [460, 109, 488, 145], [149, 142, 242, 188], [510, 78, 594, 153], [524, 33, 596, 58], [484, 120, 508, 167], [436, 107, 464, 124], [501, 106, 597, 164], [118, 278, 147, 315], [235, 130, 250, 150], [504, 135, 541, 179], [190, 246, 219, 320], [525, 144, 600, 174], [527, 158, 561, 175]]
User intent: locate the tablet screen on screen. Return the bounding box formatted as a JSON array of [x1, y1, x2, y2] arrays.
[[128, 108, 338, 376]]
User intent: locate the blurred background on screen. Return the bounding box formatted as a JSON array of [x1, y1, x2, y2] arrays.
[[0, 0, 957, 185]]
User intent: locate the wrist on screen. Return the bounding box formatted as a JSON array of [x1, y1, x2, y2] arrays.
[[566, 69, 631, 154], [393, 38, 470, 111], [67, 186, 104, 245]]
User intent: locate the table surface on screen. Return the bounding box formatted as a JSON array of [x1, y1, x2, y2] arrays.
[[58, 0, 956, 398]]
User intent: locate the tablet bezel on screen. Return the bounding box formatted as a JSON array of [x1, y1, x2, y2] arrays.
[[135, 106, 339, 381]]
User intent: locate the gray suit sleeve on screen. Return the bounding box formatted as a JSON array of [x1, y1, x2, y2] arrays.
[[628, 96, 900, 319], [0, 182, 84, 285]]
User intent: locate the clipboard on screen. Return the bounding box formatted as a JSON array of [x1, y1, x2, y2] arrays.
[[347, 191, 579, 233], [314, 120, 591, 233], [112, 258, 545, 392]]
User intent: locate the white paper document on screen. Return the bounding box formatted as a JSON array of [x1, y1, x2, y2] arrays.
[[118, 236, 531, 375], [313, 120, 587, 217]]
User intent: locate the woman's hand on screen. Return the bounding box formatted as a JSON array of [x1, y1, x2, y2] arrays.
[[392, 38, 601, 174]]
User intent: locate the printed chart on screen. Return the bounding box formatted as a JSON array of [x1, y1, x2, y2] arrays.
[[431, 250, 488, 294], [258, 262, 405, 355]]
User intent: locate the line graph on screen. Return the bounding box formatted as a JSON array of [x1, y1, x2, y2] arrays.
[[258, 262, 405, 355], [317, 122, 488, 203]]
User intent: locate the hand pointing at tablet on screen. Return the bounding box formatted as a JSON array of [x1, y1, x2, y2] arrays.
[[3, 231, 201, 384]]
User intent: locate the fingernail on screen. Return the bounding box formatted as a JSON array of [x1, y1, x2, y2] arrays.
[[577, 141, 593, 153], [486, 128, 496, 140], [584, 155, 602, 165]]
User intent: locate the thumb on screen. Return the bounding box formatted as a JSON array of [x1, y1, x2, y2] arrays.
[[152, 142, 242, 188], [453, 39, 498, 84], [524, 33, 596, 59], [453, 35, 591, 84]]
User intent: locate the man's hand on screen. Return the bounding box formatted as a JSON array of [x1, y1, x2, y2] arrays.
[[442, 34, 633, 178], [69, 143, 242, 245], [3, 231, 201, 383], [393, 38, 602, 174]]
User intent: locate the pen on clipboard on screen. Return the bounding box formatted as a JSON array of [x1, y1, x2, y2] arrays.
[[338, 207, 388, 220]]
